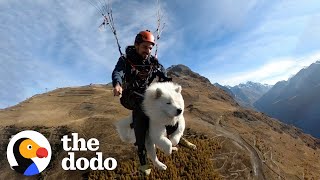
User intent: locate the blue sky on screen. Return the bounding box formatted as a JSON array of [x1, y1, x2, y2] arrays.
[[1, 0, 320, 108]]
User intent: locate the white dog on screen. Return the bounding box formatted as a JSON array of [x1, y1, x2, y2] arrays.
[[115, 82, 186, 170]]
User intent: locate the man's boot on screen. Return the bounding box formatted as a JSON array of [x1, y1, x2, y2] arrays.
[[139, 165, 151, 176], [137, 148, 151, 176]]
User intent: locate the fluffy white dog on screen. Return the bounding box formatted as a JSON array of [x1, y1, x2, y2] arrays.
[[115, 82, 186, 170]]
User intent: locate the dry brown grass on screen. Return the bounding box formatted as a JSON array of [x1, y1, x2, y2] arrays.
[[88, 134, 222, 179]]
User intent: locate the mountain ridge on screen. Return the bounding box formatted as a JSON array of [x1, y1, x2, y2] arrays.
[[254, 61, 320, 138], [214, 81, 272, 108], [0, 64, 319, 179]]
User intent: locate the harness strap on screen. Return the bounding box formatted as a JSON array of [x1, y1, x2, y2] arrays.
[[133, 91, 144, 97], [125, 57, 157, 83]]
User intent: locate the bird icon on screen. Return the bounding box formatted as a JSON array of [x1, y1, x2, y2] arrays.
[[12, 138, 48, 176]]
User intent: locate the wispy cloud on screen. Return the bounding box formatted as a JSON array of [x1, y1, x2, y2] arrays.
[[1, 0, 320, 108], [0, 0, 169, 108], [195, 0, 320, 85], [210, 51, 320, 86]]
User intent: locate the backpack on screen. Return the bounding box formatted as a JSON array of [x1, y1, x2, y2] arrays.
[[120, 89, 137, 110]]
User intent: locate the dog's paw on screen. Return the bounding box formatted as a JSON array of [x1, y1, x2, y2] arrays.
[[163, 147, 172, 156], [170, 136, 180, 146], [184, 141, 197, 150], [172, 147, 178, 151], [189, 143, 197, 150], [155, 161, 167, 170], [180, 137, 197, 150], [161, 144, 173, 156]]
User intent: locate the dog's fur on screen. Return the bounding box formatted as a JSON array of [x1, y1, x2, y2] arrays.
[[115, 82, 185, 170]]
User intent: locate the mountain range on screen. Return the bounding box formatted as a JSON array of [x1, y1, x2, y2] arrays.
[[0, 64, 319, 179], [254, 61, 320, 138], [214, 61, 320, 138], [214, 81, 272, 108]]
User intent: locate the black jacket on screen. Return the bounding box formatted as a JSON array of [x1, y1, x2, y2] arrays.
[[112, 46, 171, 93]]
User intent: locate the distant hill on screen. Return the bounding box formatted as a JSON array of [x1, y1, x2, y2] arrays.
[[0, 64, 319, 179], [254, 61, 320, 138], [214, 82, 272, 108]]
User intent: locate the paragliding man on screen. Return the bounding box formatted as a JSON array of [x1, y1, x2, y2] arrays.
[[112, 30, 195, 175]]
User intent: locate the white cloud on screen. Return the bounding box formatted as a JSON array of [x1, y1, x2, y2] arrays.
[[1, 0, 320, 108], [196, 1, 320, 86], [0, 0, 172, 108], [212, 51, 320, 86], [168, 0, 268, 43]]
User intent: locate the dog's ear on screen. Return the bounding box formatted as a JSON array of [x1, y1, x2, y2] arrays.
[[155, 88, 162, 99], [175, 85, 182, 93]]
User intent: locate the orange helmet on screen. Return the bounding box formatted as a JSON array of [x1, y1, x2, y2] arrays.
[[135, 30, 155, 45]]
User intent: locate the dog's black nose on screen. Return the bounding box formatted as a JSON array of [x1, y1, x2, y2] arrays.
[[176, 108, 182, 115]]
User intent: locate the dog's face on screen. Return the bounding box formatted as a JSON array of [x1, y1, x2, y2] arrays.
[[143, 82, 185, 121], [152, 84, 184, 118]]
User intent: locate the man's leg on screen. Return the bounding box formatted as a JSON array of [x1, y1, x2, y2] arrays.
[[132, 105, 151, 175]]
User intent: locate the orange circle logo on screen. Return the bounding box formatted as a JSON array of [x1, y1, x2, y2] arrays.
[[7, 130, 52, 176]]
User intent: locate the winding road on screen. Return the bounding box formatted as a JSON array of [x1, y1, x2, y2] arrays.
[[198, 115, 266, 180]]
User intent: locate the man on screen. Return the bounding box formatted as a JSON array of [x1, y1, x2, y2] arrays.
[[112, 30, 172, 175]]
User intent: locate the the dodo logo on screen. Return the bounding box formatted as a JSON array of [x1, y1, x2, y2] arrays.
[[6, 130, 52, 176]]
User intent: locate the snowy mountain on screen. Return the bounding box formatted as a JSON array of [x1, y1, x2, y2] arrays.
[[214, 81, 272, 108], [254, 61, 320, 138]]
